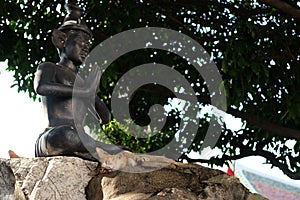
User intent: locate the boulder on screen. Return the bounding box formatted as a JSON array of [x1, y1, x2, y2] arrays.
[[3, 157, 97, 200], [89, 162, 267, 200], [1, 157, 267, 200], [0, 160, 26, 200]]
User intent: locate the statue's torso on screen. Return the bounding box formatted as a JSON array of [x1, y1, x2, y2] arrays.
[[39, 63, 87, 126]]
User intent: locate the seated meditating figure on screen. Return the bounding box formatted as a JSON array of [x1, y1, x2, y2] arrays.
[[34, 4, 123, 161]]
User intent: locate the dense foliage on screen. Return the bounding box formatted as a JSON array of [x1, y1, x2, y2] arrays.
[[1, 0, 299, 179]]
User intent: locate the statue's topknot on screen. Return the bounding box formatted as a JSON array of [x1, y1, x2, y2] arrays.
[[58, 4, 92, 37]]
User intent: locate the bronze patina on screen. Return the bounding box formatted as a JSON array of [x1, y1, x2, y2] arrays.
[[34, 4, 123, 161]]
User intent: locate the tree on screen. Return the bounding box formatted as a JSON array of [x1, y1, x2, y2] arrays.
[[1, 0, 299, 179]]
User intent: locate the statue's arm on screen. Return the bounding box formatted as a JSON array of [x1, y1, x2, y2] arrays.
[[34, 63, 93, 97], [95, 96, 111, 124], [34, 64, 73, 96]]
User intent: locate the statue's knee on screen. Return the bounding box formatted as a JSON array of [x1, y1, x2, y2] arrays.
[[61, 127, 85, 150], [38, 126, 89, 156], [46, 126, 78, 147]]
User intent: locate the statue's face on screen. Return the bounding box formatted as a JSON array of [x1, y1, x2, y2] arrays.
[[64, 30, 91, 65]]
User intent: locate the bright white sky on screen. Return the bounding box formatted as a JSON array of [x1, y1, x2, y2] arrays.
[[0, 61, 299, 187], [0, 61, 47, 157]]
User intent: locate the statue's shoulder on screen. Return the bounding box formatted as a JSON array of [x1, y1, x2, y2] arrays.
[[37, 62, 57, 70]]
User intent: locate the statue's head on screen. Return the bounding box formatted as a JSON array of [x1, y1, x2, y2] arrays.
[[52, 4, 92, 65]]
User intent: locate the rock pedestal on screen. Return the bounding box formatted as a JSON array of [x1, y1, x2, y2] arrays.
[[0, 160, 26, 200], [0, 157, 267, 200]]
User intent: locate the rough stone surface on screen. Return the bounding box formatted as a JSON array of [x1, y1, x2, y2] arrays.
[[91, 163, 267, 200], [1, 157, 268, 200], [0, 160, 16, 200], [3, 157, 98, 200], [0, 160, 26, 200]]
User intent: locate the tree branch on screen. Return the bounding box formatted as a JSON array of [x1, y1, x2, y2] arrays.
[[179, 154, 211, 164], [226, 108, 300, 141], [254, 148, 300, 180], [180, 148, 300, 180], [137, 87, 300, 141], [258, 0, 300, 22]]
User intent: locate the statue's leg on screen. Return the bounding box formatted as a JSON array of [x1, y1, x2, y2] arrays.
[[35, 125, 124, 161], [35, 126, 91, 159]]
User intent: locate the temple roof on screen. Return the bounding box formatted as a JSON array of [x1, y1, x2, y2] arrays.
[[235, 162, 300, 200]]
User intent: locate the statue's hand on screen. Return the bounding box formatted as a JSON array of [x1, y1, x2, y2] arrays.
[[83, 66, 101, 96]]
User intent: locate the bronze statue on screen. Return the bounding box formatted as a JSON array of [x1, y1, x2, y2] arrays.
[[34, 4, 123, 161]]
